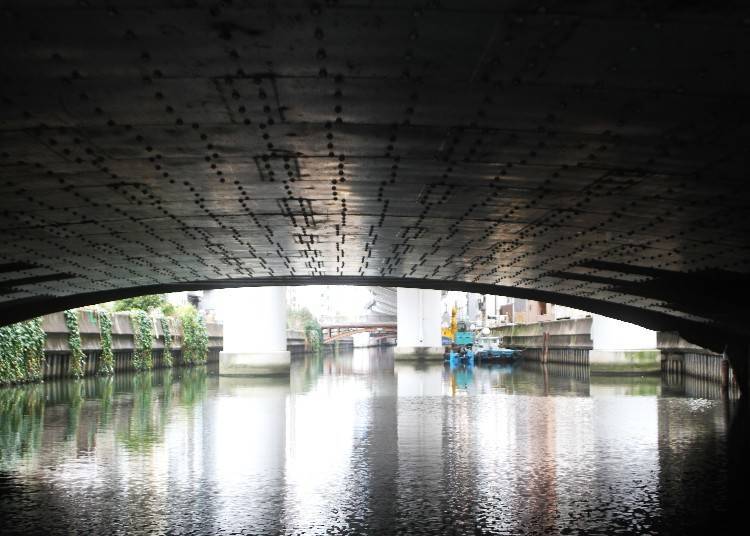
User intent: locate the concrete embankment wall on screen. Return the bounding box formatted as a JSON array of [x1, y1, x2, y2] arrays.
[[41, 311, 223, 379], [287, 329, 308, 357], [491, 318, 593, 367], [491, 318, 737, 385], [658, 331, 739, 394], [492, 317, 663, 374]]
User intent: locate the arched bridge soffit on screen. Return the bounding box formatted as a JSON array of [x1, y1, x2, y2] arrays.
[[2, 4, 750, 354]]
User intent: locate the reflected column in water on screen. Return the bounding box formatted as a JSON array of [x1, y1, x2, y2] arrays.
[[394, 362, 447, 532], [518, 396, 558, 531], [357, 348, 398, 532], [656, 396, 732, 533], [212, 375, 289, 532], [284, 348, 376, 532]]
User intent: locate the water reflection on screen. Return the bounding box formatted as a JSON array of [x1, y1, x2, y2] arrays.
[[0, 348, 740, 535]]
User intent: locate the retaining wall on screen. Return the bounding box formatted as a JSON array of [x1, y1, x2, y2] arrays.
[[658, 331, 738, 394], [491, 318, 593, 366], [40, 310, 223, 379], [287, 329, 310, 357], [491, 317, 665, 373]]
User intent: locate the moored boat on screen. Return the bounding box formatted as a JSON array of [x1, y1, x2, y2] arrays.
[[444, 347, 475, 365], [474, 336, 520, 363]]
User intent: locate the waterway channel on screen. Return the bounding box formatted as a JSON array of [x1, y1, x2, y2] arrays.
[[0, 347, 742, 535]]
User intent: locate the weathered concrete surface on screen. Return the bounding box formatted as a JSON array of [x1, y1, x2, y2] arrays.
[[219, 351, 290, 377], [394, 346, 445, 360], [1, 1, 749, 390], [658, 331, 720, 353], [589, 349, 660, 375], [396, 288, 442, 359], [41, 310, 223, 353], [492, 317, 594, 349], [658, 330, 739, 390], [219, 285, 288, 375], [493, 317, 662, 373], [39, 310, 223, 378], [287, 329, 308, 357]]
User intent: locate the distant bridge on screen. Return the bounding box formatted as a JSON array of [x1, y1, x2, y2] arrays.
[[320, 322, 397, 344]]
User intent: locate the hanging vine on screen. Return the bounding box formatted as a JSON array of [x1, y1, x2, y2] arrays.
[[304, 319, 323, 353], [160, 317, 173, 368], [64, 309, 86, 379], [97, 310, 115, 375], [0, 318, 46, 384], [180, 308, 208, 366], [21, 318, 45, 382], [0, 324, 23, 384], [130, 310, 154, 371]]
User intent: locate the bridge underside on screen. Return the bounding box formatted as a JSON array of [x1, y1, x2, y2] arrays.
[[1, 2, 749, 385]]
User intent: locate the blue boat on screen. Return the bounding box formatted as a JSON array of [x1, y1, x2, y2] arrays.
[[445, 348, 475, 366], [473, 336, 520, 363]]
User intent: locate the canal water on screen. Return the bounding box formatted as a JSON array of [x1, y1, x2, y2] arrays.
[[0, 347, 742, 535]]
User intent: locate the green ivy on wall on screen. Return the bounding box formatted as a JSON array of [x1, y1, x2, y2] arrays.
[[180, 309, 208, 366], [64, 310, 86, 379], [130, 310, 154, 371], [160, 317, 173, 368], [97, 310, 115, 375], [22, 318, 45, 382], [1, 307, 217, 385], [0, 318, 46, 384]]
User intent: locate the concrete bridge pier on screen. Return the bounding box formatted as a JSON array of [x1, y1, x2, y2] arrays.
[[219, 287, 290, 376], [726, 345, 750, 532], [395, 288, 443, 360], [725, 341, 749, 400]]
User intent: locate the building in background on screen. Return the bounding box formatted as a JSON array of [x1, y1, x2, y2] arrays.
[[165, 290, 199, 309], [499, 299, 556, 325], [166, 290, 220, 321], [441, 291, 519, 328], [286, 285, 378, 323], [286, 288, 300, 312], [440, 292, 587, 328], [440, 291, 657, 366]]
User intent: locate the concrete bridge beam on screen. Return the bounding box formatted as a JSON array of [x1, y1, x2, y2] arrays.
[[395, 288, 443, 360], [219, 287, 290, 376]]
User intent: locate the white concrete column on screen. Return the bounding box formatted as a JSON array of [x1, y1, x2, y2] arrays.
[[219, 286, 290, 376], [589, 314, 659, 374], [395, 288, 443, 359]]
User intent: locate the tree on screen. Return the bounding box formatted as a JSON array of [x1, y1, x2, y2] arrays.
[[113, 294, 175, 316], [287, 306, 318, 330], [288, 307, 323, 352]]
